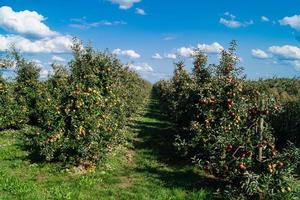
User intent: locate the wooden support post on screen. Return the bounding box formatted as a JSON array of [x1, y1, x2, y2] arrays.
[[258, 98, 264, 162]]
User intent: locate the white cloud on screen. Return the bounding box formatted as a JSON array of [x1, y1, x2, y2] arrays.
[[197, 42, 224, 54], [251, 49, 270, 59], [268, 45, 300, 60], [109, 0, 141, 10], [165, 53, 177, 59], [40, 67, 51, 79], [128, 62, 153, 72], [238, 56, 244, 62], [113, 48, 141, 59], [261, 16, 270, 22], [31, 59, 42, 63], [224, 12, 236, 19], [177, 47, 194, 57], [29, 60, 52, 79], [253, 45, 300, 71], [246, 20, 254, 26], [69, 18, 126, 29], [273, 60, 300, 71], [52, 55, 66, 62], [135, 8, 146, 15], [0, 6, 57, 37], [152, 53, 163, 59], [219, 18, 242, 28], [219, 12, 253, 28], [163, 35, 176, 41], [31, 59, 42, 66], [162, 42, 224, 60], [279, 15, 300, 31], [288, 60, 300, 70], [0, 34, 72, 53]]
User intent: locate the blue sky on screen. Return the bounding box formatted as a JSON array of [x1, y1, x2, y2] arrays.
[[1, 0, 300, 82]]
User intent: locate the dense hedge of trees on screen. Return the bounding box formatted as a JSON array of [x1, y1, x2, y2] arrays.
[[246, 78, 300, 148], [154, 41, 300, 199], [0, 41, 151, 169]]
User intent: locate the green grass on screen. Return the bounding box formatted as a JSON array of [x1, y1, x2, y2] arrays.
[[2, 96, 299, 200], [0, 96, 215, 200]]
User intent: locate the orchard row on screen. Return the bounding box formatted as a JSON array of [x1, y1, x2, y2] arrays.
[[154, 41, 300, 199], [0, 40, 151, 169]]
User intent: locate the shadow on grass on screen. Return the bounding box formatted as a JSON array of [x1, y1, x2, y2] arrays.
[[131, 92, 225, 193], [0, 129, 43, 164], [134, 165, 226, 192], [130, 98, 183, 166], [5, 129, 67, 172]]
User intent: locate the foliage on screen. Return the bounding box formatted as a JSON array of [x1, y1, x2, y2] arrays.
[[246, 78, 300, 148], [0, 52, 29, 130], [154, 41, 300, 199], [12, 49, 41, 126], [23, 41, 151, 167], [0, 41, 151, 168], [270, 101, 300, 148], [0, 77, 27, 130]]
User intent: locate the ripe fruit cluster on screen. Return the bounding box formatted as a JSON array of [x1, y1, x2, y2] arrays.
[[154, 41, 300, 199]]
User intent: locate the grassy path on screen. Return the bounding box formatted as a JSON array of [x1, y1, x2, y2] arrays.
[[0, 95, 215, 200], [116, 95, 214, 200]]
